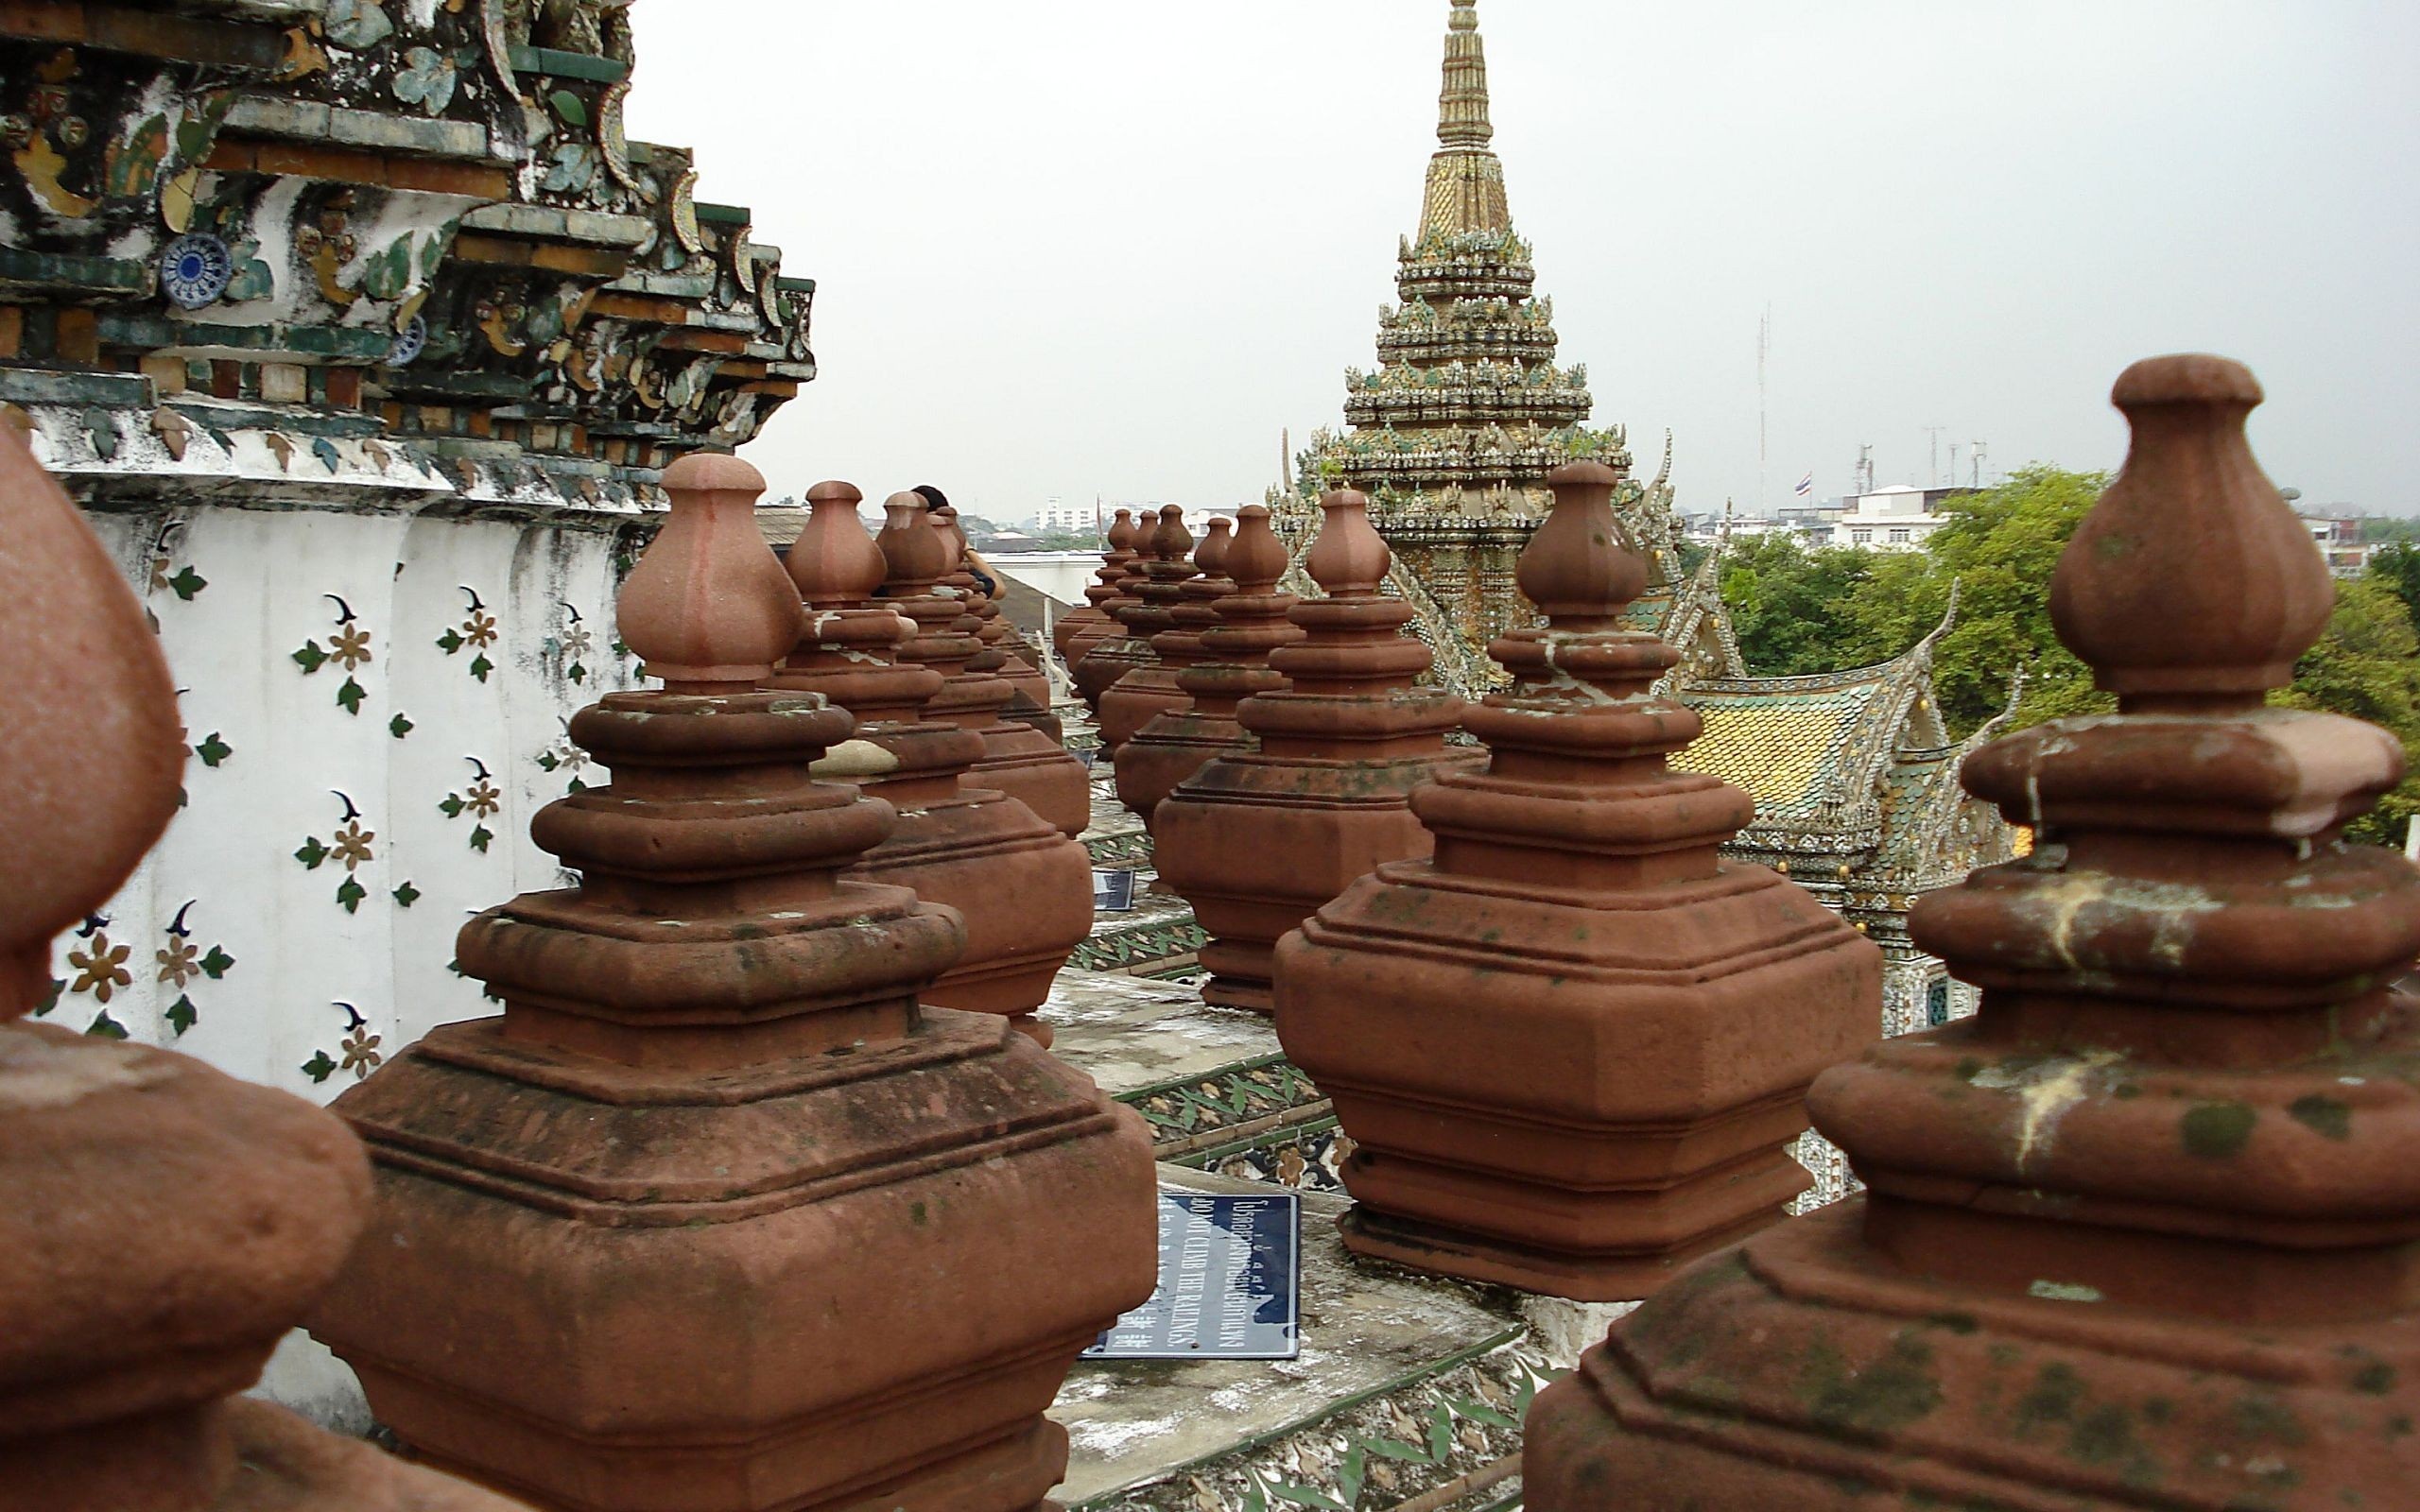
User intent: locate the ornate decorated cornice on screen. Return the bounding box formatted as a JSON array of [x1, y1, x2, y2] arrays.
[[0, 0, 812, 500]]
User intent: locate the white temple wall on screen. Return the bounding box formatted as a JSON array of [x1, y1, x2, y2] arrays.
[[51, 491, 646, 1095], [45, 475, 650, 1426]]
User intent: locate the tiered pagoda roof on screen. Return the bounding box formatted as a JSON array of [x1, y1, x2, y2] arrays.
[[1310, 0, 1628, 520]]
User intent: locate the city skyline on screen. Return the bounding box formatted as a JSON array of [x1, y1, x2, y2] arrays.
[[629, 2, 2420, 518]]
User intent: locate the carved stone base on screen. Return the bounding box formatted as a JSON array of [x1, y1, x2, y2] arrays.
[[1337, 1195, 1785, 1306], [850, 791, 1093, 1044], [1525, 1203, 2420, 1510], [311, 1010, 1157, 1512]]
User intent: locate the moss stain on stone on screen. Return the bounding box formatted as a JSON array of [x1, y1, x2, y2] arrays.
[[2289, 1093, 2353, 1142], [2180, 1101, 2257, 1159], [1796, 1334, 1943, 1435]]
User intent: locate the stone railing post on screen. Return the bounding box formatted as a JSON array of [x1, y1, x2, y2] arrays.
[[1527, 355, 2420, 1507], [309, 453, 1155, 1511], [766, 482, 1092, 1044], [1119, 511, 1298, 830], [1058, 507, 1138, 662], [1276, 461, 1878, 1296], [896, 498, 1091, 837], [1157, 489, 1485, 1013]]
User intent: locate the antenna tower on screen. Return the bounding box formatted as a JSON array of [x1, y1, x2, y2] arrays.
[[1756, 305, 1771, 510]]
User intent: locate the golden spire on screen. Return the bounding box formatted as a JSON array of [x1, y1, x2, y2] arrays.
[[1419, 0, 1512, 243], [1438, 2, 1493, 149]]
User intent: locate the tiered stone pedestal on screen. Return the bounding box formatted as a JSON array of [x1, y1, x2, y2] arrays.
[[773, 482, 1091, 1044], [1276, 463, 1878, 1300], [1156, 490, 1482, 1014], [1100, 513, 1219, 756], [930, 500, 1057, 732], [1115, 507, 1303, 834], [1527, 356, 2420, 1508], [1076, 506, 1184, 713], [1059, 508, 1138, 664], [309, 454, 1156, 1512], [889, 496, 1092, 838]]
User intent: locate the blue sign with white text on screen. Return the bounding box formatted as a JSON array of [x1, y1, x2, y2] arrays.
[[1083, 1193, 1302, 1360]]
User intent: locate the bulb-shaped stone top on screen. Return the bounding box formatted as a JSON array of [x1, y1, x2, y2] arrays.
[[1105, 509, 1136, 556], [930, 503, 968, 561], [1520, 462, 1646, 629], [1149, 505, 1191, 565], [622, 452, 805, 692], [1226, 506, 1288, 594], [790, 480, 888, 610], [2050, 353, 2333, 711], [1195, 517, 1235, 580], [878, 492, 951, 593], [1306, 490, 1390, 596], [0, 432, 184, 1018]]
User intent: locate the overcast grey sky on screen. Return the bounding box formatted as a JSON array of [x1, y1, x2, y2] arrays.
[[628, 2, 2420, 521]]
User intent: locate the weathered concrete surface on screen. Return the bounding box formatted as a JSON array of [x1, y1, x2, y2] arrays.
[[1055, 1170, 1532, 1511], [1044, 971, 1279, 1098]]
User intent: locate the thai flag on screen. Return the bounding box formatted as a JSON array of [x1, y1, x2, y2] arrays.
[[1794, 472, 1814, 497]]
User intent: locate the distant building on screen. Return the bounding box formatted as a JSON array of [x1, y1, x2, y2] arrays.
[[2303, 515, 2374, 577], [1033, 499, 1093, 535], [1831, 486, 1971, 552], [1777, 503, 1845, 545]]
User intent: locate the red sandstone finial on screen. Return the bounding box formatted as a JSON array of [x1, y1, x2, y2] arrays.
[[1195, 516, 1235, 579], [2050, 353, 2333, 709], [0, 432, 183, 1016], [1306, 490, 1390, 595], [790, 480, 888, 609], [623, 453, 805, 691], [1150, 504, 1191, 563], [1106, 508, 1136, 554], [929, 503, 967, 561], [1525, 462, 1646, 627], [877, 491, 950, 592], [1225, 507, 1288, 593]]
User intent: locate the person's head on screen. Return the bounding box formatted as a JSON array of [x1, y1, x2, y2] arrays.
[[911, 484, 949, 512]]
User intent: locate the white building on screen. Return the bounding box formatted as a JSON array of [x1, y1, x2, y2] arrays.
[[1033, 498, 1093, 534], [1831, 486, 1968, 553], [2303, 515, 2375, 578]]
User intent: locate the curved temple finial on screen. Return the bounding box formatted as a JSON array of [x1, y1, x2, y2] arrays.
[[2048, 354, 2332, 709], [0, 432, 184, 1018]]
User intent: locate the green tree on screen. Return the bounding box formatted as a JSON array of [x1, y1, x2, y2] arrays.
[[1715, 464, 2420, 849], [1828, 467, 2112, 736], [2365, 541, 2420, 627], [1719, 534, 1880, 676], [2278, 574, 2420, 848]]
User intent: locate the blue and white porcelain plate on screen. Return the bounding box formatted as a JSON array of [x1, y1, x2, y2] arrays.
[[160, 233, 233, 310], [388, 314, 428, 366]]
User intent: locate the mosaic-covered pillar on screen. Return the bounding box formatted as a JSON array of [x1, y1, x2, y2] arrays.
[[1528, 354, 2420, 1507]]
